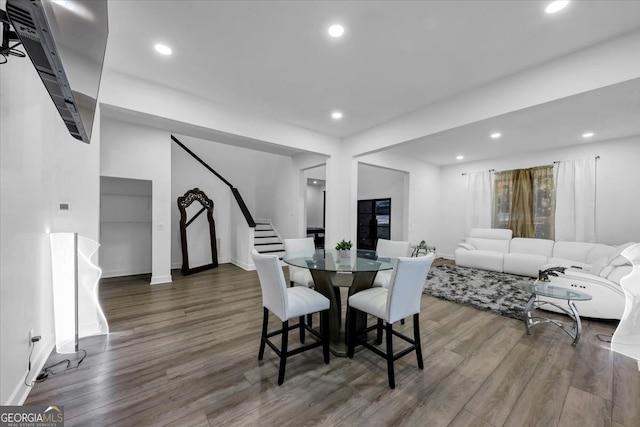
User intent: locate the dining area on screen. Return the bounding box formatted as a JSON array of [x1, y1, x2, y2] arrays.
[[251, 238, 435, 388]]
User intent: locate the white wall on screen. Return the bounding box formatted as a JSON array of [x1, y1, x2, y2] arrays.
[[357, 163, 407, 241], [438, 136, 640, 258], [100, 177, 152, 277], [268, 156, 300, 240], [100, 118, 172, 284], [1, 55, 100, 404], [357, 151, 441, 249]]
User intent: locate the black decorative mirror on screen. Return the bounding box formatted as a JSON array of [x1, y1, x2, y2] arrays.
[[177, 188, 218, 275]]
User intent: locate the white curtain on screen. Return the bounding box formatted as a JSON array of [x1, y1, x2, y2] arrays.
[[554, 158, 597, 242], [465, 171, 493, 234]]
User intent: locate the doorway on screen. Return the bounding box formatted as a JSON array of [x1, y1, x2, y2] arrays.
[[99, 177, 152, 277]]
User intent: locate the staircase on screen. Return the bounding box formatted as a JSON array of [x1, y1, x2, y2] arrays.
[[253, 220, 286, 259]]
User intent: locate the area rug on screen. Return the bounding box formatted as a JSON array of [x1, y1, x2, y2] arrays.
[[424, 264, 531, 320]]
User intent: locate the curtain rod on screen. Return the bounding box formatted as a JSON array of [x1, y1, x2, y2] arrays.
[[462, 155, 600, 176], [553, 155, 600, 164], [461, 169, 494, 176]]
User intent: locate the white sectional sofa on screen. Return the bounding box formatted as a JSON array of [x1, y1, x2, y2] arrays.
[[455, 228, 635, 319]]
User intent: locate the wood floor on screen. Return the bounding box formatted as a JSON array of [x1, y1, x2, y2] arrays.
[[26, 263, 640, 426]]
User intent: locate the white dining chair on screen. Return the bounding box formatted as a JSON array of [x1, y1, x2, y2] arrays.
[[283, 238, 316, 288], [251, 249, 330, 385], [372, 239, 412, 288], [347, 253, 435, 389]]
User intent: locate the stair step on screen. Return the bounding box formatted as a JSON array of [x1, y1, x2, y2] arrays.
[[258, 249, 286, 257], [254, 236, 281, 244], [255, 243, 284, 252], [255, 230, 278, 238], [255, 224, 273, 231]]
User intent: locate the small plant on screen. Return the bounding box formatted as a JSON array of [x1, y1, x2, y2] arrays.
[[335, 239, 353, 250]]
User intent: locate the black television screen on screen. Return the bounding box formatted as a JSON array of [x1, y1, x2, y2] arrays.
[[7, 0, 108, 143]]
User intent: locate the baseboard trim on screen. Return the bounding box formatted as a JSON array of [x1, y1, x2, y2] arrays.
[[231, 258, 255, 271], [103, 268, 152, 278], [5, 338, 54, 405], [150, 275, 172, 285]]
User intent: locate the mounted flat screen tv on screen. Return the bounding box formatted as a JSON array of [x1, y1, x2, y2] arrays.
[[6, 0, 108, 143]]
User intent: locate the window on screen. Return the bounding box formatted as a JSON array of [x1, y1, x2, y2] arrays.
[[492, 166, 555, 239], [357, 198, 391, 250]]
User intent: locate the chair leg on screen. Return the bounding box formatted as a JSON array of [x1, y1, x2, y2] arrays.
[[386, 322, 395, 389], [376, 318, 383, 344], [321, 310, 330, 364], [258, 307, 268, 360], [278, 320, 289, 385], [347, 307, 357, 358], [307, 313, 313, 328], [299, 315, 306, 344], [413, 313, 424, 369]]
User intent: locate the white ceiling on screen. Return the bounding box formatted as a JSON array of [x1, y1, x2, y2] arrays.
[[104, 1, 640, 164]]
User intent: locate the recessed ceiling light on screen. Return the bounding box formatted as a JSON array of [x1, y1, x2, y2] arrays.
[[331, 111, 343, 120], [313, 180, 318, 184], [328, 24, 345, 38], [582, 132, 595, 138], [545, 1, 570, 14], [456, 155, 464, 160], [154, 43, 172, 55], [490, 132, 502, 139]]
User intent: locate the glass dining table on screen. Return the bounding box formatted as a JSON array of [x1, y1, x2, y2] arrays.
[[283, 248, 395, 356]]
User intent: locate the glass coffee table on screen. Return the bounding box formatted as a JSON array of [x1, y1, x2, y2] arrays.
[[513, 280, 592, 346]]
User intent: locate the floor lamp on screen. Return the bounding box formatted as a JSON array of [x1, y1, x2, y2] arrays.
[[50, 232, 108, 354], [610, 243, 640, 369]]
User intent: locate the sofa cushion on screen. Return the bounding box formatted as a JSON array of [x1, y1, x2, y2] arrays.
[[504, 253, 548, 277], [586, 244, 616, 264], [599, 264, 614, 278], [467, 237, 510, 253], [457, 242, 476, 251], [510, 238, 554, 257], [469, 228, 513, 240], [589, 256, 609, 275], [606, 242, 635, 266], [552, 242, 598, 264], [455, 248, 504, 272], [544, 258, 591, 270], [607, 265, 633, 284]]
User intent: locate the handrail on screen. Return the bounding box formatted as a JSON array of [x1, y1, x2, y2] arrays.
[[171, 135, 256, 228]]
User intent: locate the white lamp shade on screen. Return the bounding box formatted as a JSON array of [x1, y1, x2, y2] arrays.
[[611, 243, 640, 361], [50, 232, 108, 354]]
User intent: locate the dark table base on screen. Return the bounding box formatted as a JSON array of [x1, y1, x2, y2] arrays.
[[309, 269, 378, 357]]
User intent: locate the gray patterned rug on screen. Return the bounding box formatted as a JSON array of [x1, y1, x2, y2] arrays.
[[424, 264, 531, 320]]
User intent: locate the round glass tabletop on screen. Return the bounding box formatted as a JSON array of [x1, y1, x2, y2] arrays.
[[283, 249, 395, 273], [513, 280, 592, 301]]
